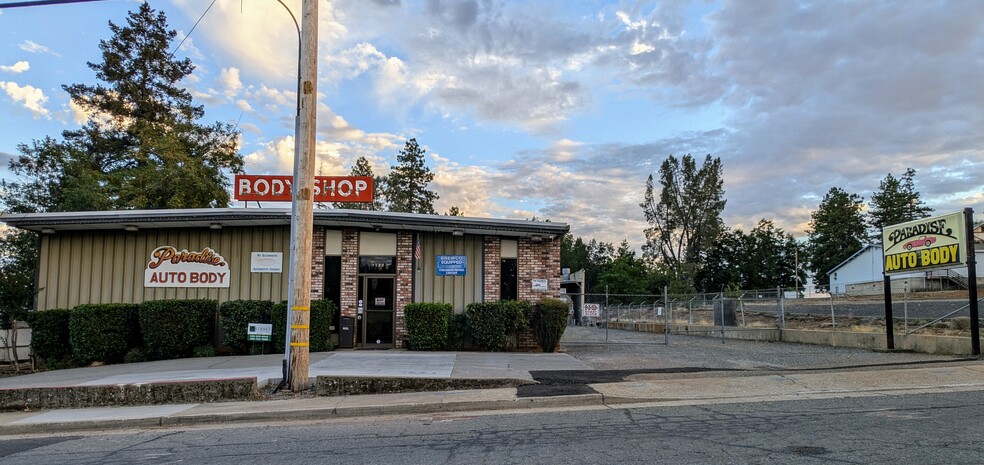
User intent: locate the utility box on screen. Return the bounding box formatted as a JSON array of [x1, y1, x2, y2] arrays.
[[713, 299, 738, 326], [339, 316, 354, 349]]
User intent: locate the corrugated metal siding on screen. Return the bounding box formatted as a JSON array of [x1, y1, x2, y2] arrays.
[[413, 233, 483, 312], [36, 227, 290, 310]]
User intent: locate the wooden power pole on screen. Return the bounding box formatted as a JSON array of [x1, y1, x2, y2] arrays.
[[288, 0, 319, 392]]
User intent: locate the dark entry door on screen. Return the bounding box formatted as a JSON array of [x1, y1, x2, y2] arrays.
[[360, 276, 395, 348]]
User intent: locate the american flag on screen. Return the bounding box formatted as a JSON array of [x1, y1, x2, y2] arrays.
[[414, 239, 422, 260]]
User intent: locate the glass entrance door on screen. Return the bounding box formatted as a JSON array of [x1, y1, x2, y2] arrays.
[[359, 276, 395, 348]]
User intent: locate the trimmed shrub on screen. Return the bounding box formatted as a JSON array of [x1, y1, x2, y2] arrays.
[[139, 300, 217, 360], [124, 348, 147, 364], [69, 303, 142, 365], [466, 300, 530, 351], [193, 345, 217, 358], [405, 303, 453, 351], [270, 301, 288, 354], [448, 313, 469, 350], [266, 300, 335, 353], [533, 298, 569, 352], [220, 300, 274, 355], [28, 308, 73, 363], [311, 299, 336, 352]]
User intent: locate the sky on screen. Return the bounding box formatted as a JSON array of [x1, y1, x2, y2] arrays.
[[1, 0, 982, 249]]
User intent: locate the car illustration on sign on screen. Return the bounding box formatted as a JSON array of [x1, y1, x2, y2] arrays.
[[903, 236, 936, 250]]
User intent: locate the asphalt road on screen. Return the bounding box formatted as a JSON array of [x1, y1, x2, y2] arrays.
[[3, 390, 982, 464]]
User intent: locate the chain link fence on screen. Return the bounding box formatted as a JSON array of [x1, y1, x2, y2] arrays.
[[561, 288, 982, 344]]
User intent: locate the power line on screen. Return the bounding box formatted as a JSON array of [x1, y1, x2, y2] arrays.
[[0, 0, 107, 9], [169, 0, 219, 58]]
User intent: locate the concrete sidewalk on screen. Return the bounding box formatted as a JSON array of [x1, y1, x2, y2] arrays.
[[2, 362, 983, 435]]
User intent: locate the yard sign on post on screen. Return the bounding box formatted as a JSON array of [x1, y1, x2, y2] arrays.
[[882, 210, 976, 353]]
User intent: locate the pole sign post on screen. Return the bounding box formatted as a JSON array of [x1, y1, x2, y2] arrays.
[[882, 211, 966, 274]]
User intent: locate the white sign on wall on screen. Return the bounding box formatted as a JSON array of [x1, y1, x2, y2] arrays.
[[144, 246, 231, 288], [251, 252, 283, 273], [531, 279, 549, 291]]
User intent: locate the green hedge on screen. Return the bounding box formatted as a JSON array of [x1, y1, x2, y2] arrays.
[[465, 300, 530, 352], [28, 308, 73, 363], [69, 303, 141, 364], [533, 298, 569, 352], [310, 299, 335, 352], [139, 299, 216, 360], [447, 313, 468, 350], [268, 300, 335, 353], [405, 303, 453, 350], [219, 300, 274, 355]]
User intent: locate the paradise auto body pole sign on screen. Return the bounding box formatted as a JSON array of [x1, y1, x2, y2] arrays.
[[145, 246, 231, 288], [882, 211, 966, 274]]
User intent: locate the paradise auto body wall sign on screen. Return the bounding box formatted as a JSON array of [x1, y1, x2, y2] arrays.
[[145, 246, 231, 288], [882, 211, 966, 274]]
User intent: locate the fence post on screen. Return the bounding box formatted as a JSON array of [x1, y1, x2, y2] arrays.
[[777, 286, 785, 331], [663, 286, 669, 345], [829, 293, 836, 330], [688, 297, 693, 325], [903, 282, 909, 334]]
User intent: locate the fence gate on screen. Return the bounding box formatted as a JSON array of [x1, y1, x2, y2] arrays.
[[561, 293, 669, 345]]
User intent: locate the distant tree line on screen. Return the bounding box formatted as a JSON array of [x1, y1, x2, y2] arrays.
[[562, 154, 933, 297]]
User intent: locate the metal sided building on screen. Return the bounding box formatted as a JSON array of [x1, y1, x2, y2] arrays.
[[1, 208, 569, 349]]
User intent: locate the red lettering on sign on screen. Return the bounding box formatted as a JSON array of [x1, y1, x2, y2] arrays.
[[234, 175, 373, 203]]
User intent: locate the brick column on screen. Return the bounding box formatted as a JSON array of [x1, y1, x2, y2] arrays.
[[483, 236, 501, 302], [517, 237, 562, 302], [310, 227, 325, 301], [394, 232, 414, 348], [340, 229, 360, 324]]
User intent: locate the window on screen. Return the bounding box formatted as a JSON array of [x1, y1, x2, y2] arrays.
[[360, 256, 396, 274], [500, 258, 517, 300], [324, 256, 342, 333]]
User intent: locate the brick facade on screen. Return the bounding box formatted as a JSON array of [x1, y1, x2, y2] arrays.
[[310, 227, 325, 301], [394, 232, 414, 348], [517, 237, 562, 301], [339, 229, 360, 348], [482, 236, 501, 302]]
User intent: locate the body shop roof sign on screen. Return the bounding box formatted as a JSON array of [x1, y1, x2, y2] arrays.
[[882, 211, 966, 275], [145, 246, 231, 288], [234, 174, 373, 203]]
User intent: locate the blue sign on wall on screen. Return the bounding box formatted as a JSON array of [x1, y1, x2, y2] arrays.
[[436, 255, 467, 276]]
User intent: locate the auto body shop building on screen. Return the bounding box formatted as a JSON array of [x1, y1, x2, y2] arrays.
[[1, 208, 568, 349]]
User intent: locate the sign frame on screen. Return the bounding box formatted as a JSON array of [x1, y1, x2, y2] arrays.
[[881, 211, 966, 275], [436, 255, 467, 276]]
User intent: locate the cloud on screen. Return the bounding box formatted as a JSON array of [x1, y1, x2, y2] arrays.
[[0, 61, 29, 74], [218, 68, 243, 99], [18, 40, 59, 57], [0, 81, 50, 118]]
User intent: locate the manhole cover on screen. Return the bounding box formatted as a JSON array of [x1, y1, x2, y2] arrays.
[[784, 446, 830, 456]]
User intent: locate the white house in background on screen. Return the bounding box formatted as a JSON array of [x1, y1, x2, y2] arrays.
[[827, 243, 984, 296]]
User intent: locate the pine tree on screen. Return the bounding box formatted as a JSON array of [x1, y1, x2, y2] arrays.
[[445, 205, 463, 216], [640, 154, 726, 284], [334, 156, 384, 210], [806, 187, 867, 287], [867, 168, 932, 237], [3, 3, 242, 213], [384, 138, 439, 214]]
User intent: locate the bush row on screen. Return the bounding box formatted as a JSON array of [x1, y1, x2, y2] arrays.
[[405, 299, 568, 352], [29, 299, 337, 368]]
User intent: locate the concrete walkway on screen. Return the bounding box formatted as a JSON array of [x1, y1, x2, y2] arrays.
[[0, 343, 981, 435]]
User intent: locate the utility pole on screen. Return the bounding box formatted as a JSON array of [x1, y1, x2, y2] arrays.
[[287, 0, 319, 392]]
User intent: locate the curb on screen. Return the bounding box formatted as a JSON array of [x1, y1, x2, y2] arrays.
[[0, 393, 606, 435]]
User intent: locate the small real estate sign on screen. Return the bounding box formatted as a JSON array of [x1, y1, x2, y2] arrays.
[[247, 323, 272, 342], [144, 246, 231, 288], [250, 252, 283, 273], [882, 211, 966, 275], [436, 255, 467, 276], [531, 279, 548, 291]]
